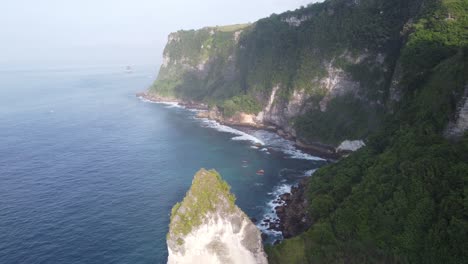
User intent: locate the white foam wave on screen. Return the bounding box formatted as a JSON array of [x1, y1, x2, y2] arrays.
[[252, 130, 324, 161], [268, 184, 292, 196], [138, 96, 157, 104], [138, 97, 184, 108], [140, 96, 322, 161], [304, 169, 317, 176], [198, 118, 265, 145], [160, 101, 184, 109], [257, 183, 293, 238]]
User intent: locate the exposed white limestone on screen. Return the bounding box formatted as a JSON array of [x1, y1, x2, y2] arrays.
[[168, 33, 180, 43], [319, 61, 360, 111], [445, 85, 468, 138], [234, 31, 243, 42], [162, 54, 171, 68], [336, 140, 366, 152], [167, 169, 267, 264], [256, 85, 279, 122], [197, 60, 208, 71], [282, 16, 311, 27], [168, 215, 267, 264], [286, 89, 308, 117]]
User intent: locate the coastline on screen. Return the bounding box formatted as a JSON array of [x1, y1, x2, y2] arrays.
[[137, 92, 341, 161], [138, 91, 326, 242]]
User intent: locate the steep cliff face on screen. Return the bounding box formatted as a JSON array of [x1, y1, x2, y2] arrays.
[[267, 0, 468, 262], [160, 0, 467, 263], [167, 169, 267, 264], [150, 0, 440, 146], [152, 24, 248, 101]]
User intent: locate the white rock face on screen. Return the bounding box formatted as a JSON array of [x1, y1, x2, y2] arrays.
[[445, 85, 468, 138], [162, 54, 171, 68], [168, 33, 180, 43], [168, 214, 267, 264], [167, 169, 267, 264], [319, 55, 362, 112], [282, 16, 311, 27], [256, 85, 279, 123], [336, 140, 366, 152], [234, 30, 243, 42]]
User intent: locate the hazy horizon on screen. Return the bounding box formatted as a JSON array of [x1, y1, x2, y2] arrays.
[[2, 0, 321, 69]]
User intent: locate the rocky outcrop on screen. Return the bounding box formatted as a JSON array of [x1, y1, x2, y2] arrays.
[[274, 178, 313, 239], [167, 169, 267, 264], [336, 140, 366, 153]]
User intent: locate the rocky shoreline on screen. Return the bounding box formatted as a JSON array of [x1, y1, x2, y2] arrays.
[[260, 178, 313, 243], [138, 92, 323, 243], [137, 92, 342, 160]]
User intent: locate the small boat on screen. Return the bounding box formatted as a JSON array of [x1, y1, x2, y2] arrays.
[[256, 169, 265, 175], [125, 65, 133, 73]]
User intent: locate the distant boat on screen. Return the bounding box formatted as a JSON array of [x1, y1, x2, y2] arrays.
[[125, 66, 133, 73], [256, 169, 265, 175]]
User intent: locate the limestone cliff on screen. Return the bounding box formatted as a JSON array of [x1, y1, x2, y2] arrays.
[[167, 169, 267, 264], [150, 0, 458, 148]]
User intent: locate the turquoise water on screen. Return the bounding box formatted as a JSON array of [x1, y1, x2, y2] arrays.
[[0, 65, 325, 263]]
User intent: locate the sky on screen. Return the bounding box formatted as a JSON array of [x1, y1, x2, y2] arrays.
[[1, 0, 321, 68]]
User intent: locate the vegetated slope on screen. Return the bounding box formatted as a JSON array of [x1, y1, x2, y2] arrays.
[[150, 0, 446, 146], [267, 0, 468, 263], [153, 0, 467, 262]]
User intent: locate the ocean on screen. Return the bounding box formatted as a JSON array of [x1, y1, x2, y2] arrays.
[[0, 65, 326, 263]]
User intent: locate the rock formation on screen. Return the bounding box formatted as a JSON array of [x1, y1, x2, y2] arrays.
[[167, 169, 267, 264]]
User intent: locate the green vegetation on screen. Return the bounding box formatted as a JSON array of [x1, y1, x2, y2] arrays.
[[150, 25, 244, 101], [266, 236, 307, 263], [295, 95, 384, 145], [215, 23, 251, 32], [268, 131, 468, 263], [236, 0, 427, 95], [221, 95, 263, 117], [168, 169, 236, 240], [268, 0, 468, 263], [151, 0, 436, 143], [159, 0, 467, 262]]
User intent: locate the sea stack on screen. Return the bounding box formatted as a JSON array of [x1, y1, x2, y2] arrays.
[[167, 169, 267, 264]]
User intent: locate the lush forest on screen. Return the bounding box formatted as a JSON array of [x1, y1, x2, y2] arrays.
[[152, 0, 467, 262], [151, 0, 466, 145], [267, 0, 468, 263]]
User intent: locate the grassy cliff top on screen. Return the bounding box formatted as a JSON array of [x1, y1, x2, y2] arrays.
[[212, 23, 251, 32], [173, 23, 251, 34], [168, 169, 236, 242]]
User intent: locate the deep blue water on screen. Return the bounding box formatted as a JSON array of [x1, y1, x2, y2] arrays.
[[0, 66, 325, 263]]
